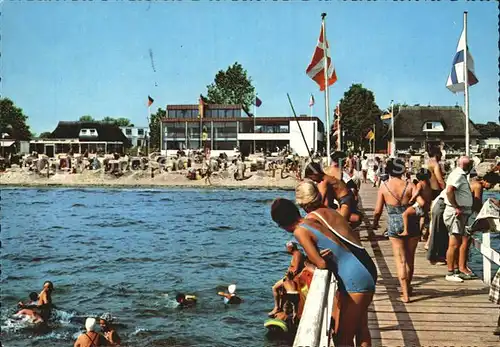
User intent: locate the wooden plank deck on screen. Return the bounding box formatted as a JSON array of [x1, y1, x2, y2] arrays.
[[358, 183, 500, 347]]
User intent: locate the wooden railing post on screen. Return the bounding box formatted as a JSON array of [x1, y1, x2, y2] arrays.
[[483, 232, 492, 286]]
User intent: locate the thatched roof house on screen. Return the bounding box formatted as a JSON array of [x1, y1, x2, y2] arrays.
[[30, 121, 131, 157], [389, 106, 482, 152]]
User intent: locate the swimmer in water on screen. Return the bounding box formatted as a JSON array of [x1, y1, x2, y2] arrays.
[[218, 284, 243, 304], [74, 317, 108, 347], [99, 312, 121, 346], [15, 292, 43, 323], [176, 293, 197, 307], [17, 281, 54, 323]]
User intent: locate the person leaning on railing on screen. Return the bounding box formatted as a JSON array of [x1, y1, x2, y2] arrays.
[[271, 185, 377, 347]]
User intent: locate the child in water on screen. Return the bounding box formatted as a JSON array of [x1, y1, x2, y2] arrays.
[[218, 284, 243, 304], [15, 292, 43, 323], [175, 293, 197, 308]]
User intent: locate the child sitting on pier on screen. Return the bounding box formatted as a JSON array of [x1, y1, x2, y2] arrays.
[[400, 169, 432, 237]]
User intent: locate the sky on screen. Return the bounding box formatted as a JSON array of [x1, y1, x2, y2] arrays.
[[2, 1, 499, 134]]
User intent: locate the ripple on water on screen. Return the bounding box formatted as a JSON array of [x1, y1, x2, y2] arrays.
[[1, 186, 422, 346]]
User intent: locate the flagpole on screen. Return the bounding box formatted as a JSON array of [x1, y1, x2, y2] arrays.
[[147, 105, 151, 156], [253, 97, 257, 154], [463, 11, 470, 157], [321, 13, 331, 166], [337, 102, 341, 151], [373, 123, 376, 155], [390, 100, 395, 157]]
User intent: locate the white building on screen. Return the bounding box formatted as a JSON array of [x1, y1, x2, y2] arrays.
[[119, 126, 149, 148], [161, 102, 325, 157], [479, 137, 500, 150]]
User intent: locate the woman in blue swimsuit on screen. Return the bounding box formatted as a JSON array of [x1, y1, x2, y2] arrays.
[[271, 195, 376, 347], [373, 158, 420, 303]]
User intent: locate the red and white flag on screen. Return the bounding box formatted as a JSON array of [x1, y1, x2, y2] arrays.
[[309, 94, 315, 107], [306, 23, 337, 91]]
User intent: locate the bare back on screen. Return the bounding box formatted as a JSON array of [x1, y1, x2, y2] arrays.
[[74, 331, 105, 347], [380, 177, 415, 207], [427, 158, 445, 191], [305, 207, 362, 246], [417, 180, 433, 210]]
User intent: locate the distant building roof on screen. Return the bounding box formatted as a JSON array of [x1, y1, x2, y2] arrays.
[[48, 121, 132, 146], [394, 106, 482, 138], [167, 104, 243, 110]]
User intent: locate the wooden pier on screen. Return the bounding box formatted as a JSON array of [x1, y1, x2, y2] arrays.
[[357, 183, 499, 347]]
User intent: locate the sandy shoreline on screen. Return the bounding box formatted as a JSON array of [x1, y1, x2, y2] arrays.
[[2, 169, 499, 192], [0, 169, 299, 190]]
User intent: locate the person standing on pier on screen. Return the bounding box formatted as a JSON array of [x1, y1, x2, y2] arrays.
[[373, 158, 420, 303], [273, 189, 376, 347], [443, 156, 474, 282]]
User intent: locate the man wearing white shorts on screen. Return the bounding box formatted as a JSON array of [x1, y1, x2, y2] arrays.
[[443, 156, 473, 282]]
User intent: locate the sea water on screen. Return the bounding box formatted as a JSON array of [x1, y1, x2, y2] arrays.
[[1, 187, 498, 347]]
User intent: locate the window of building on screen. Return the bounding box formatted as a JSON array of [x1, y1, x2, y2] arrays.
[[126, 129, 132, 135], [422, 121, 444, 132], [137, 139, 142, 147], [279, 125, 289, 133], [138, 129, 144, 136]]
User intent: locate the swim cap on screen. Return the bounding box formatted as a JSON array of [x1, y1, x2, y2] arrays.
[[85, 317, 97, 332], [228, 284, 236, 294], [100, 312, 113, 323]]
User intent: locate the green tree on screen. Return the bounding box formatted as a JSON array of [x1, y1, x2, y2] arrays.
[[0, 98, 32, 140], [102, 116, 134, 127], [114, 117, 134, 127], [79, 115, 95, 122], [102, 116, 116, 123], [206, 62, 256, 112], [337, 84, 382, 152], [39, 131, 53, 138], [149, 108, 166, 151], [474, 122, 500, 138]]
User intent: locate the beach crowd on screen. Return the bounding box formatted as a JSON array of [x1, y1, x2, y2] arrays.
[[10, 146, 500, 346], [269, 147, 500, 346]]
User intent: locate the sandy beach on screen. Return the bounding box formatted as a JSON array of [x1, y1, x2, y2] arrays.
[[0, 167, 299, 190]]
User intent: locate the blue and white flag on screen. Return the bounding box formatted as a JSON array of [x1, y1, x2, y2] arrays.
[[446, 28, 478, 93]]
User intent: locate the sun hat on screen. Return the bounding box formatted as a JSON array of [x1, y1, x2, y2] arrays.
[[228, 284, 236, 294]]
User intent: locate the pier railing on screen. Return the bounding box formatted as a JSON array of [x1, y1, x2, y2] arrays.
[[472, 226, 500, 285], [293, 269, 337, 347]]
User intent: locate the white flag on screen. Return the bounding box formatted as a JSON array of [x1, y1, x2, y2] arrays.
[[446, 28, 478, 93]]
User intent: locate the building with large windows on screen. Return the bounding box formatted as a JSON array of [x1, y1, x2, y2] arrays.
[[119, 126, 149, 148], [161, 103, 324, 156]]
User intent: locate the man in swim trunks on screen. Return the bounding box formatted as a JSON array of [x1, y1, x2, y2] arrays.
[[304, 161, 359, 227], [426, 145, 446, 199], [282, 271, 300, 322], [268, 242, 304, 317]]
